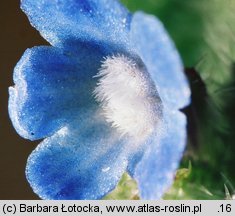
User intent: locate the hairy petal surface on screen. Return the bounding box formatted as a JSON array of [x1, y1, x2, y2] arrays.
[[130, 12, 190, 109], [26, 108, 138, 200], [9, 45, 105, 140], [21, 0, 131, 53], [133, 109, 187, 199]]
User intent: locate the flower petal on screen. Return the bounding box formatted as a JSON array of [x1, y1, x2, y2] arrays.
[[21, 0, 131, 53], [130, 12, 190, 109], [9, 45, 104, 140], [26, 108, 132, 200], [133, 109, 187, 199]]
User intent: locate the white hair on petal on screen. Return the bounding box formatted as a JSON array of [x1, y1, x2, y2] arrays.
[[93, 55, 162, 139]]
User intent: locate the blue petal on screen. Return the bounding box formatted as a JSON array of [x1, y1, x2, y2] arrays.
[[133, 108, 187, 199], [26, 108, 131, 200], [127, 148, 145, 177], [21, 0, 131, 53], [9, 45, 105, 140], [130, 12, 191, 109]]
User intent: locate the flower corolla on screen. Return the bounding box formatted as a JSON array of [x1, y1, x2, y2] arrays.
[[9, 0, 190, 199]]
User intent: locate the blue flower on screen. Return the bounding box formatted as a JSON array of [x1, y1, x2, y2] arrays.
[[9, 0, 190, 200]]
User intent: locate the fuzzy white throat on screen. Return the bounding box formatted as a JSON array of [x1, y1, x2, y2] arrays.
[[94, 55, 162, 139]]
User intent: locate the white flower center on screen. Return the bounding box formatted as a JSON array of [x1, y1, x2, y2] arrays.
[[94, 55, 162, 139]]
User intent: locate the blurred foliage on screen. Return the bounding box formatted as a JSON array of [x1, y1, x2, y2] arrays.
[[104, 173, 139, 200], [163, 161, 223, 200], [104, 0, 235, 200]]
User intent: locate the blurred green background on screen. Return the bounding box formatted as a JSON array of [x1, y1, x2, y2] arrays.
[[0, 0, 235, 199]]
